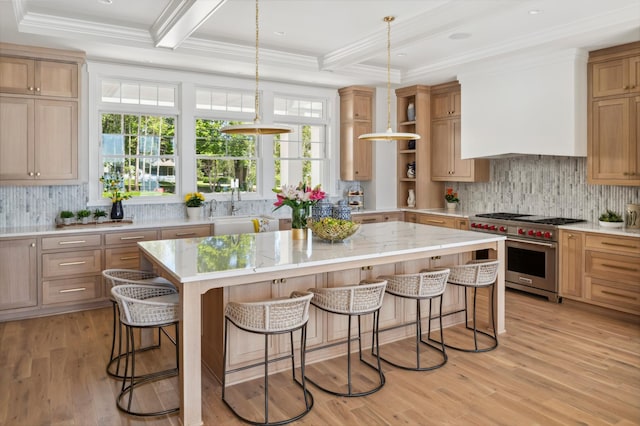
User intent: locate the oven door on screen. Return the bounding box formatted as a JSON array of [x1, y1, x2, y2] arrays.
[[505, 237, 558, 301]]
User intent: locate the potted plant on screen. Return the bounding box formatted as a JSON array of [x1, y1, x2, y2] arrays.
[[100, 173, 133, 220], [444, 188, 459, 210], [184, 192, 205, 220], [93, 208, 108, 223], [598, 209, 624, 228], [60, 210, 74, 225], [77, 209, 92, 224]]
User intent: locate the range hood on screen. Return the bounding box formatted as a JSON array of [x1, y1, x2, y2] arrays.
[[458, 49, 588, 159]]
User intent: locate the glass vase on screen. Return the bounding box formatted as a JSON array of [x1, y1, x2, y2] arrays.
[[291, 205, 309, 239]]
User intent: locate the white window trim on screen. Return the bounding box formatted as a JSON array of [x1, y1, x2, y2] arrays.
[[87, 61, 338, 206]]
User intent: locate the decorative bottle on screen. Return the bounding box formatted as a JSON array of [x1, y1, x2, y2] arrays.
[[407, 189, 416, 208], [407, 103, 416, 121]]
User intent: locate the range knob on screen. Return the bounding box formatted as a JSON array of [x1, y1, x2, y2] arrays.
[[489, 225, 497, 231], [471, 223, 477, 228], [518, 228, 525, 235], [527, 230, 535, 236], [535, 231, 543, 237], [483, 224, 490, 229], [544, 231, 552, 239], [499, 226, 507, 232]]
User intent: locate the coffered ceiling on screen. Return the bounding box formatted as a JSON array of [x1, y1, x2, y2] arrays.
[[1, 0, 639, 87]]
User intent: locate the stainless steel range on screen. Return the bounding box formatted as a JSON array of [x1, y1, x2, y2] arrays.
[[469, 212, 585, 302]]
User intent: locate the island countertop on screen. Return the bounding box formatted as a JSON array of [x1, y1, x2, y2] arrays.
[[138, 221, 505, 285]]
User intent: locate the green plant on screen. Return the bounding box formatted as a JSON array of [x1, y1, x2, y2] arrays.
[[60, 210, 74, 219], [76, 209, 91, 219], [599, 209, 623, 222], [93, 209, 107, 219], [100, 173, 133, 202]]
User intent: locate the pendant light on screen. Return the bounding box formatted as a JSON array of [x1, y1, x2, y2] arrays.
[[221, 0, 292, 135], [359, 16, 420, 142]]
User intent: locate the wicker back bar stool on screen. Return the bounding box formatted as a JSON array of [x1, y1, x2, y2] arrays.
[[374, 268, 450, 371], [222, 291, 315, 426], [110, 284, 180, 417], [434, 260, 500, 352], [102, 269, 176, 379], [300, 279, 387, 397]]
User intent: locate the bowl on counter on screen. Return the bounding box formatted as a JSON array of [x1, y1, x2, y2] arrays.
[[309, 218, 360, 242], [598, 220, 623, 228]]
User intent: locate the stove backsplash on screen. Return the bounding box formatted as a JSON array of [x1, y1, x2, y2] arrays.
[[0, 156, 638, 228], [451, 156, 638, 221]]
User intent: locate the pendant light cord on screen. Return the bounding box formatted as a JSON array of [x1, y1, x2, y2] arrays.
[[386, 16, 392, 131], [254, 0, 260, 123]]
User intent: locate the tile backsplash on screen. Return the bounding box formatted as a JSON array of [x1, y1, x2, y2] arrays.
[[0, 156, 638, 229]]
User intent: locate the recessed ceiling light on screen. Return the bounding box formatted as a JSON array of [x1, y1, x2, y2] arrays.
[[98, 0, 113, 4], [274, 31, 286, 36], [449, 32, 471, 40], [528, 9, 542, 15], [396, 52, 407, 57]]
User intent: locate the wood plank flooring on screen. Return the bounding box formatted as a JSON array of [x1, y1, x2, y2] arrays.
[[1, 290, 639, 425]]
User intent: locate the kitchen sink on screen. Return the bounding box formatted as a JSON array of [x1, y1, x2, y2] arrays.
[[211, 215, 279, 235]]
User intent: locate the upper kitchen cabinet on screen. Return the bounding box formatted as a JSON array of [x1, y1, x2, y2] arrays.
[[395, 85, 443, 209], [0, 43, 84, 185], [339, 86, 374, 181], [430, 82, 489, 182], [588, 41, 640, 186]]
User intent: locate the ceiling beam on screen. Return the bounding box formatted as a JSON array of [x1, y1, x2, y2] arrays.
[[150, 0, 228, 49]]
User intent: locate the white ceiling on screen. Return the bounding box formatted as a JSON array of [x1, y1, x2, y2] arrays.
[[1, 0, 639, 88]]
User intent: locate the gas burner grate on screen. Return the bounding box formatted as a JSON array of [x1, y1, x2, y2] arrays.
[[475, 212, 532, 220], [521, 217, 586, 226]]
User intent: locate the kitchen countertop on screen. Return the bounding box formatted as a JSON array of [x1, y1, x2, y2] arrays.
[[558, 222, 640, 237]]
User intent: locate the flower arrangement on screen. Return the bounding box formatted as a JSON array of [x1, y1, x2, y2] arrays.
[[273, 182, 326, 229], [445, 188, 459, 203], [184, 192, 205, 207], [100, 173, 132, 203]]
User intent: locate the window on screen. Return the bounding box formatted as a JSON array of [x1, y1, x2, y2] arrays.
[[102, 80, 176, 106], [273, 96, 328, 188], [100, 113, 177, 197], [194, 119, 257, 194]]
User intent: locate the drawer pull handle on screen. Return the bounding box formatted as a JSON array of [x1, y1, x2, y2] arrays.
[[59, 287, 86, 293], [601, 290, 635, 300], [362, 218, 377, 223], [59, 261, 86, 266], [601, 263, 637, 272], [175, 232, 196, 236], [119, 256, 138, 261], [601, 242, 638, 249], [120, 236, 145, 240], [426, 219, 445, 224], [59, 240, 86, 245]]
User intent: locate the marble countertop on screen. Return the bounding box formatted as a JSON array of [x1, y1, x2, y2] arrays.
[[558, 222, 640, 237], [138, 221, 505, 284]]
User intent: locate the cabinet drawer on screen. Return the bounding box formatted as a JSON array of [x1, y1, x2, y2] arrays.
[[104, 230, 158, 246], [42, 250, 102, 278], [353, 215, 381, 224], [585, 250, 640, 284], [585, 234, 640, 255], [43, 275, 102, 305], [161, 225, 211, 240], [418, 214, 456, 229], [42, 234, 101, 250], [105, 247, 140, 269], [586, 276, 639, 314]]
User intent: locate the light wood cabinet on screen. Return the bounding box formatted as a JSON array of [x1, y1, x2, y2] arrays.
[[588, 41, 640, 186], [558, 230, 584, 298], [0, 43, 83, 185], [405, 211, 468, 230], [352, 211, 402, 225], [395, 85, 443, 208], [558, 229, 639, 315], [0, 238, 37, 311], [339, 86, 374, 181], [430, 82, 489, 182], [160, 225, 212, 240]]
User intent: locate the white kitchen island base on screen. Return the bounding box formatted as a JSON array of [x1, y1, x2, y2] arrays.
[[139, 222, 506, 426]]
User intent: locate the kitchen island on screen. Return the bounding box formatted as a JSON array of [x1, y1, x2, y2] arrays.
[[138, 221, 505, 426]]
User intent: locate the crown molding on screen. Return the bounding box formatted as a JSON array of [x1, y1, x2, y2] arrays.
[[151, 0, 228, 49]]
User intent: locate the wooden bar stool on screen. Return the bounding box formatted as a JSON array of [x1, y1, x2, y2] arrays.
[[110, 284, 179, 417], [435, 260, 500, 352], [301, 279, 387, 397], [102, 269, 175, 379], [375, 268, 450, 371], [222, 291, 315, 426]]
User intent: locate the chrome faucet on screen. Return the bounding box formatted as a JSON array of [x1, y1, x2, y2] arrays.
[[230, 188, 241, 216], [208, 199, 217, 218]]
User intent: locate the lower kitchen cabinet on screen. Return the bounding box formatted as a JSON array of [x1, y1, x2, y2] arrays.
[[0, 238, 37, 311], [405, 211, 469, 230], [559, 229, 639, 314], [352, 211, 402, 225]]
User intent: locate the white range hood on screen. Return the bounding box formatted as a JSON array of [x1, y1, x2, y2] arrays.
[[459, 49, 588, 159]]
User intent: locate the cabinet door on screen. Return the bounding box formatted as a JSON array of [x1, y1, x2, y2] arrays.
[[559, 231, 583, 298], [590, 98, 631, 181], [450, 119, 472, 178], [0, 97, 34, 180], [34, 99, 77, 181], [631, 56, 640, 94], [36, 60, 78, 98], [352, 121, 372, 179], [431, 120, 451, 179], [353, 94, 372, 120], [633, 96, 640, 179], [592, 59, 628, 98], [431, 92, 453, 120], [0, 57, 35, 95], [0, 238, 37, 311]]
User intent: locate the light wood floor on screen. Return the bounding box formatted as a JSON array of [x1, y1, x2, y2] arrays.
[[1, 290, 639, 425]]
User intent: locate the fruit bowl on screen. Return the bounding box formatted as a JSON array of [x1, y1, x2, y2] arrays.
[[309, 218, 360, 242]]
